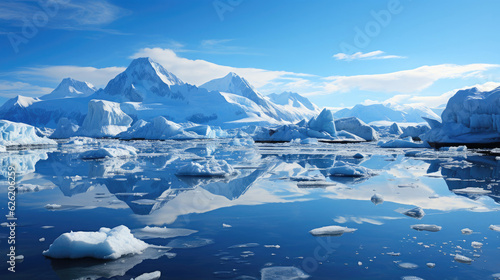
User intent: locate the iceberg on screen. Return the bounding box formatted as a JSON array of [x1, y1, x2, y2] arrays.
[[334, 117, 378, 141], [410, 224, 442, 232], [389, 122, 403, 135], [50, 117, 79, 139], [401, 125, 430, 139], [309, 225, 357, 236], [423, 86, 500, 146], [378, 137, 427, 148], [402, 207, 425, 219], [0, 120, 56, 146], [78, 99, 133, 137], [43, 225, 149, 259], [454, 254, 473, 264], [307, 108, 337, 137], [328, 161, 376, 177], [176, 157, 236, 177]]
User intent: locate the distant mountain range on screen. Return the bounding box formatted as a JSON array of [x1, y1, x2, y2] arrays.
[[0, 57, 319, 129], [334, 103, 441, 124]]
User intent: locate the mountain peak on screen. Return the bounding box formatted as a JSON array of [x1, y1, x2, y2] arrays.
[[40, 78, 96, 100], [125, 57, 184, 86]]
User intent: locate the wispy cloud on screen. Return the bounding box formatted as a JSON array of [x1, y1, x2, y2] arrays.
[[333, 50, 405, 61], [321, 64, 499, 94], [17, 66, 125, 88], [0, 0, 129, 32], [0, 80, 52, 99]]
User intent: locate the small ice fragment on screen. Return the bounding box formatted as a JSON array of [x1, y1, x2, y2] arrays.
[[223, 223, 232, 228], [15, 255, 24, 260], [371, 193, 384, 205], [132, 226, 197, 239], [39, 238, 45, 242], [401, 277, 424, 280], [229, 243, 259, 249], [403, 207, 425, 219], [0, 222, 9, 227], [260, 266, 309, 280], [398, 262, 418, 269], [358, 261, 362, 266], [490, 225, 500, 232], [410, 224, 442, 232], [426, 262, 435, 268], [309, 225, 357, 237], [44, 204, 62, 210], [454, 254, 473, 264], [264, 245, 280, 249], [387, 252, 400, 256], [131, 271, 161, 280], [41, 226, 54, 229], [471, 241, 483, 249], [461, 228, 473, 235]]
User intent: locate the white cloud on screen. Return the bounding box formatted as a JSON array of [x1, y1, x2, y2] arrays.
[[333, 50, 405, 61], [0, 80, 52, 98], [0, 0, 128, 31], [322, 64, 499, 94], [17, 66, 125, 88]]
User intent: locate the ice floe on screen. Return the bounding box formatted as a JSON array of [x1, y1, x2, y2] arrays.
[[328, 161, 376, 177], [410, 224, 442, 232], [260, 266, 310, 280], [131, 271, 161, 280], [80, 144, 137, 159], [490, 225, 500, 232], [461, 228, 473, 235], [397, 262, 418, 269], [131, 226, 197, 239], [454, 254, 473, 264], [309, 225, 357, 237]]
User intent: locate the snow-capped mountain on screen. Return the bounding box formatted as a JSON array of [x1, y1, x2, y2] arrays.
[[40, 78, 97, 100], [334, 103, 440, 124], [267, 91, 319, 112], [0, 57, 319, 129], [200, 72, 318, 122]]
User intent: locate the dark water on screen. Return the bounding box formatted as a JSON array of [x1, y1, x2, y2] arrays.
[[0, 139, 499, 279]]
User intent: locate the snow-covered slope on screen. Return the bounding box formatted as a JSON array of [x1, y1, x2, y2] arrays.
[[423, 86, 500, 144], [0, 57, 320, 130], [40, 78, 97, 100], [334, 104, 440, 124], [200, 73, 318, 122], [267, 91, 319, 112]]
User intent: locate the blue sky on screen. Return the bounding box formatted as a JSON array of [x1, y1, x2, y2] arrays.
[[1, 0, 500, 108]]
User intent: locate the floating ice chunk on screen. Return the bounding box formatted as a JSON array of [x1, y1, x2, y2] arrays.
[[291, 137, 319, 145], [176, 157, 236, 177], [452, 187, 492, 194], [461, 228, 473, 235], [426, 263, 435, 268], [131, 271, 161, 280], [358, 261, 362, 266], [309, 225, 357, 237], [410, 224, 442, 232], [264, 245, 280, 249], [66, 136, 98, 145], [229, 137, 254, 146], [334, 117, 378, 141], [43, 225, 149, 259], [402, 207, 425, 219], [132, 226, 197, 239], [308, 108, 337, 137], [454, 254, 473, 264], [371, 193, 384, 205], [229, 243, 260, 249], [328, 161, 375, 177], [471, 241, 483, 249], [398, 262, 418, 269], [490, 225, 500, 232], [378, 137, 426, 148], [44, 204, 62, 210], [15, 255, 24, 261], [42, 226, 54, 229], [389, 122, 403, 135], [290, 174, 326, 182], [261, 266, 310, 280], [222, 223, 232, 228], [80, 144, 137, 159], [387, 252, 400, 256], [401, 277, 424, 280], [0, 120, 56, 146], [353, 153, 365, 159], [493, 273, 500, 280], [39, 238, 45, 242]]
